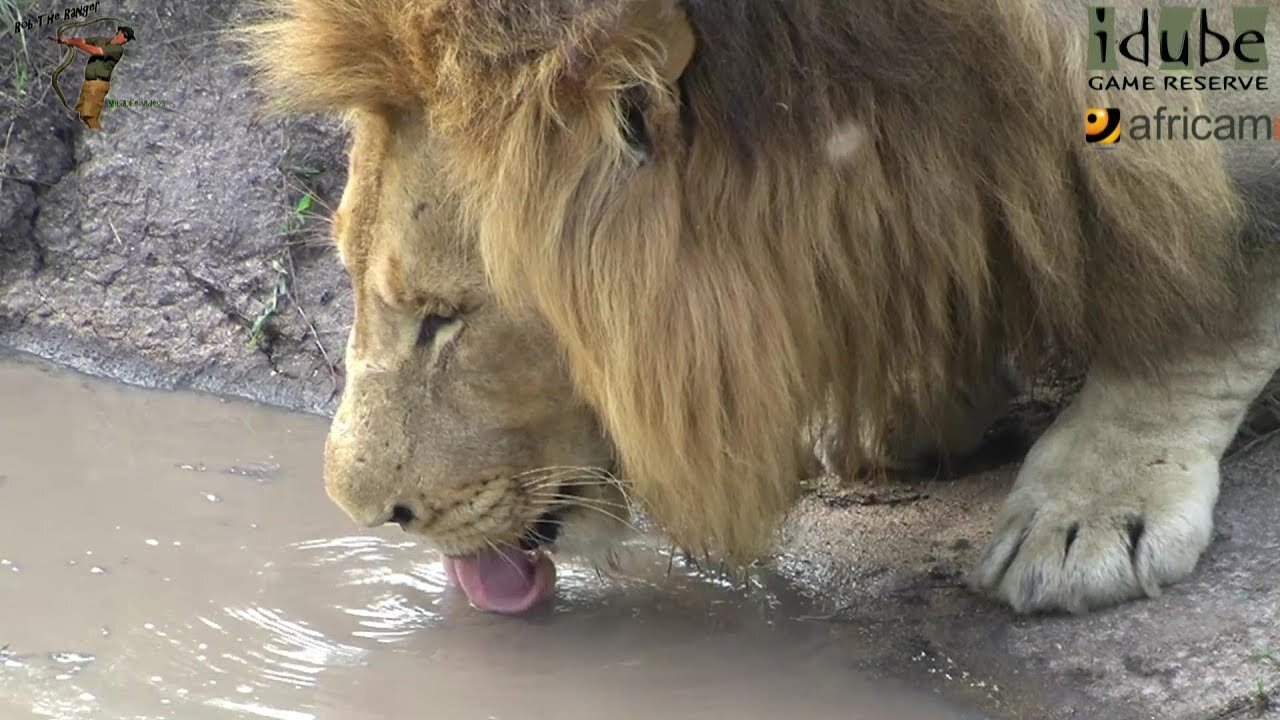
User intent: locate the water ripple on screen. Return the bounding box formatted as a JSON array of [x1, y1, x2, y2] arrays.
[[218, 606, 362, 689], [206, 698, 316, 720]]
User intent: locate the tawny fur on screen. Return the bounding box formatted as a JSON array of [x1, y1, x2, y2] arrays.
[[250, 0, 1245, 560]]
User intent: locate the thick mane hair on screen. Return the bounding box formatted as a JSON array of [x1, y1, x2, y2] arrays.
[[251, 0, 1245, 559]]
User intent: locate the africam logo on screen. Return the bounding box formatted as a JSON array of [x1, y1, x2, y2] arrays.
[[1085, 106, 1280, 144], [1085, 107, 1122, 144]]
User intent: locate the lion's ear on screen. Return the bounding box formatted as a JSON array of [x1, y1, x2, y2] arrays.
[[570, 0, 696, 85], [645, 0, 697, 83]]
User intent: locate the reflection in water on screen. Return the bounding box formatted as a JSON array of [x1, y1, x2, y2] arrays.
[[0, 355, 984, 720]]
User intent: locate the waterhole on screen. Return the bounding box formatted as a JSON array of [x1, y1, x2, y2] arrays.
[[0, 354, 985, 720]]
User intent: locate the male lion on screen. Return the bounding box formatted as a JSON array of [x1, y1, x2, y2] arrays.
[[251, 0, 1280, 615]]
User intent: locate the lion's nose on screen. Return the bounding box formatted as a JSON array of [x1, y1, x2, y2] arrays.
[[388, 504, 417, 529]]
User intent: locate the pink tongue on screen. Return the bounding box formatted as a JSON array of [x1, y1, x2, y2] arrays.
[[443, 547, 556, 615]]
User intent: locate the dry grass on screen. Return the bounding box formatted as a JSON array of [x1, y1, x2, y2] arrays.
[[0, 0, 40, 98]]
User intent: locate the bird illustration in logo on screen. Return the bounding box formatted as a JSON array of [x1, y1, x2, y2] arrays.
[[1085, 107, 1121, 145]]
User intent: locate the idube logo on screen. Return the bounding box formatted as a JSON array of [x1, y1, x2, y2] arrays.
[[1087, 6, 1270, 92]]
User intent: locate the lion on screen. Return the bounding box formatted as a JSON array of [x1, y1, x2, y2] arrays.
[[250, 0, 1280, 615]]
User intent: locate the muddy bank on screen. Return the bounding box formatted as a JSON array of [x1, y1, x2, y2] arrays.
[[775, 463, 1280, 720], [1, 0, 351, 415]]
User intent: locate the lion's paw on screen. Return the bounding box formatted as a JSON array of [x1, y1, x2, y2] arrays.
[[968, 448, 1219, 614]]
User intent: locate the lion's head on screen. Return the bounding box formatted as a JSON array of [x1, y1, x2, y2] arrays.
[[251, 0, 1242, 612], [316, 108, 628, 613]]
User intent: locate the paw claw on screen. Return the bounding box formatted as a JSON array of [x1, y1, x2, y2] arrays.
[[1063, 522, 1080, 557], [970, 458, 1216, 613], [1124, 514, 1144, 565]]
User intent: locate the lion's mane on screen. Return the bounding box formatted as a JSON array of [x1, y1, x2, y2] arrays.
[[253, 0, 1244, 558]]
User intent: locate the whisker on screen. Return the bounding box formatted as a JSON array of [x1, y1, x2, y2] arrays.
[[519, 472, 617, 492], [523, 517, 573, 526], [528, 493, 634, 513], [530, 505, 636, 527], [527, 487, 629, 502], [515, 516, 639, 546], [514, 465, 614, 480], [512, 472, 576, 487], [526, 500, 641, 534], [523, 475, 637, 504], [523, 475, 617, 487], [512, 466, 645, 538], [522, 476, 635, 502], [519, 474, 622, 492], [518, 466, 623, 485], [484, 538, 528, 576], [512, 461, 627, 479]]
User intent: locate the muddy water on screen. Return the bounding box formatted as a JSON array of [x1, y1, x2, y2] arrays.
[[0, 354, 984, 720]]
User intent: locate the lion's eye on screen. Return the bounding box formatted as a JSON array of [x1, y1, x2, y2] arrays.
[[417, 313, 456, 348], [620, 87, 651, 160]]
